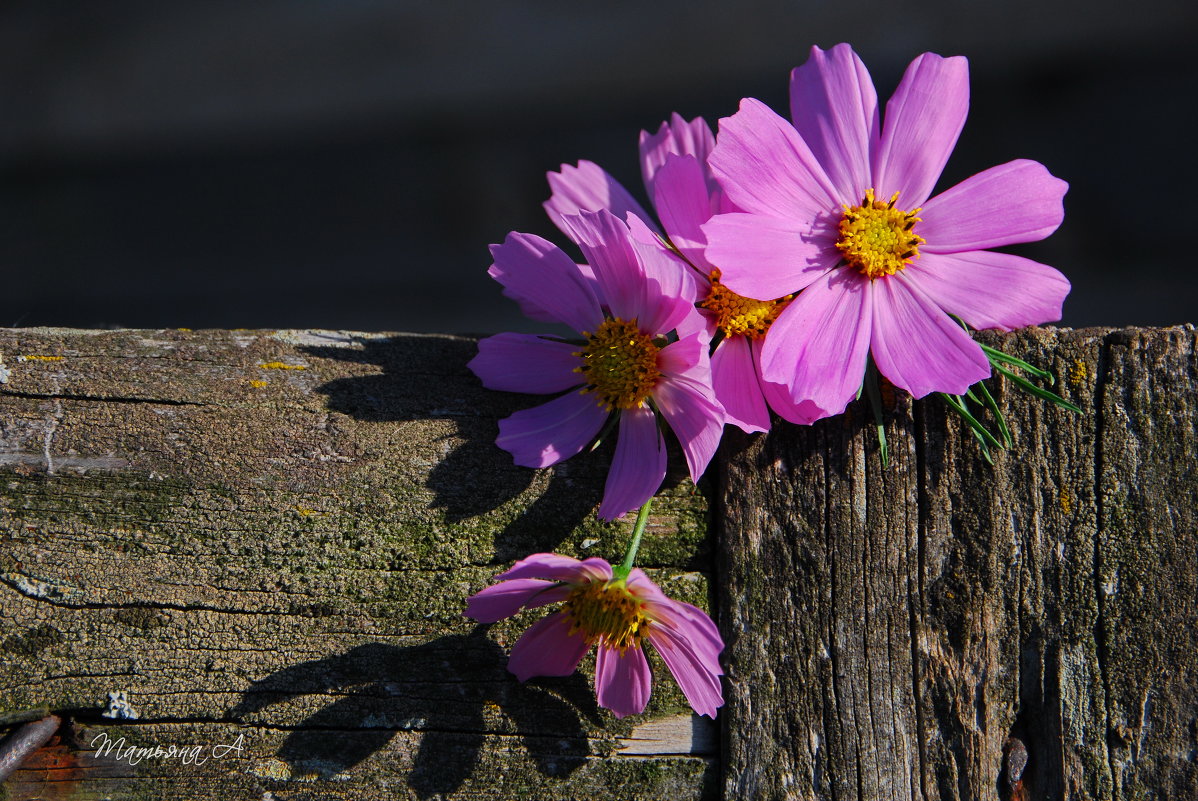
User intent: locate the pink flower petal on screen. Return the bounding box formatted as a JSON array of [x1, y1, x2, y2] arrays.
[[759, 370, 832, 426], [629, 234, 701, 334], [595, 644, 652, 718], [656, 331, 709, 386], [652, 154, 717, 271], [507, 611, 590, 681], [560, 210, 650, 325], [495, 553, 614, 584], [905, 250, 1070, 330], [789, 43, 879, 202], [711, 336, 770, 434], [646, 620, 724, 719], [703, 212, 839, 301], [639, 113, 717, 199], [463, 579, 571, 623], [918, 160, 1068, 252], [469, 333, 583, 395], [497, 390, 607, 468], [488, 232, 604, 332], [598, 407, 667, 521], [760, 268, 873, 417], [709, 97, 840, 219], [871, 52, 970, 207], [870, 273, 991, 398], [545, 160, 657, 240], [653, 372, 724, 484]]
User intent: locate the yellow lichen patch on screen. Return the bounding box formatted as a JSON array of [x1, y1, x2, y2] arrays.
[[574, 318, 661, 411], [1060, 488, 1074, 516], [700, 269, 792, 340], [176, 327, 192, 332], [248, 380, 268, 388], [1069, 359, 1088, 387], [294, 506, 319, 517], [250, 758, 293, 780], [18, 355, 64, 362], [836, 189, 924, 279], [258, 361, 307, 370]]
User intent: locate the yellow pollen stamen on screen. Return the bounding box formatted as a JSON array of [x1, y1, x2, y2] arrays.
[[699, 268, 793, 340], [563, 579, 648, 652], [835, 189, 925, 279], [573, 317, 661, 411]]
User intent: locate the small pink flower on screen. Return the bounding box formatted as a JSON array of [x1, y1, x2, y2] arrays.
[[544, 115, 823, 432], [703, 44, 1071, 417], [469, 208, 724, 520], [464, 553, 724, 719]]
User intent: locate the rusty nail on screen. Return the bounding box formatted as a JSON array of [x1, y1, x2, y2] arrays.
[[0, 714, 61, 782]]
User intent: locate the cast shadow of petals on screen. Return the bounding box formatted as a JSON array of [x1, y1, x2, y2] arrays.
[[229, 626, 599, 798]]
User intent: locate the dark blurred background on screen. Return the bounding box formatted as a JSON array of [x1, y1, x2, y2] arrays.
[[1, 1, 1195, 335]]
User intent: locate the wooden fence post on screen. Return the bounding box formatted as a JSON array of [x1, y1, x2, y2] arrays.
[[719, 326, 1198, 800], [1, 325, 1195, 800]]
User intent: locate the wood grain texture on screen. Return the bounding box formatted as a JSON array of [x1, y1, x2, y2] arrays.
[[0, 328, 717, 801], [719, 326, 1198, 801]]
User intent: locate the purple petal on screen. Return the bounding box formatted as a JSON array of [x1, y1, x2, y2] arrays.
[[629, 234, 701, 334], [488, 232, 603, 332], [508, 611, 590, 681], [495, 553, 614, 584], [545, 161, 657, 240], [598, 407, 667, 521], [469, 333, 582, 394], [789, 43, 879, 202], [871, 53, 970, 207], [918, 160, 1068, 252], [759, 373, 832, 426], [711, 336, 770, 434], [646, 620, 724, 719], [709, 97, 841, 219], [640, 113, 717, 199], [595, 644, 652, 718], [652, 154, 717, 270], [870, 273, 991, 398], [561, 210, 650, 324], [654, 373, 724, 484], [463, 579, 571, 623], [759, 268, 873, 417], [656, 331, 709, 385], [905, 250, 1070, 330], [703, 212, 839, 301], [497, 391, 607, 468]]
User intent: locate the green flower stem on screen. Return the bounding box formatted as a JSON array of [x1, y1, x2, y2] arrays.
[[614, 499, 653, 580]]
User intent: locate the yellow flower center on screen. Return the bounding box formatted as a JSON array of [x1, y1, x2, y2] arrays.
[[699, 268, 793, 340], [574, 318, 661, 411], [563, 579, 648, 651], [835, 189, 925, 279]]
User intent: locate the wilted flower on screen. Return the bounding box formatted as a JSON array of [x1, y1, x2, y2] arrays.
[[465, 553, 724, 719], [703, 44, 1070, 417]]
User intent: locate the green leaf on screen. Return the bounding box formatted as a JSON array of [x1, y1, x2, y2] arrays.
[[974, 378, 1013, 448], [993, 364, 1083, 413], [864, 359, 889, 468], [979, 342, 1055, 383]]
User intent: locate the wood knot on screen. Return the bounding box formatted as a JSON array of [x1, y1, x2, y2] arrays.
[[1003, 736, 1029, 801]]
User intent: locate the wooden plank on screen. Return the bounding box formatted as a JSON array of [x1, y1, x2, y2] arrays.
[[0, 328, 717, 800], [719, 326, 1198, 800]]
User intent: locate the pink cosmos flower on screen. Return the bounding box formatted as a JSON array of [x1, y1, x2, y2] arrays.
[[702, 44, 1071, 417], [544, 115, 825, 433], [464, 552, 724, 719], [468, 208, 724, 521]]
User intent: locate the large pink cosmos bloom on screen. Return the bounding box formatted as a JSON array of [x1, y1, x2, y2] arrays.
[[468, 208, 724, 521], [702, 44, 1071, 417], [544, 115, 825, 433], [464, 553, 724, 719]]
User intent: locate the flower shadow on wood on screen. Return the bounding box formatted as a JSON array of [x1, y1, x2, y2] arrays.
[[302, 336, 685, 560], [229, 625, 600, 798]]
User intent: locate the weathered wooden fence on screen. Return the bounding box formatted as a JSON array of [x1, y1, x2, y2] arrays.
[[0, 326, 1194, 800]]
